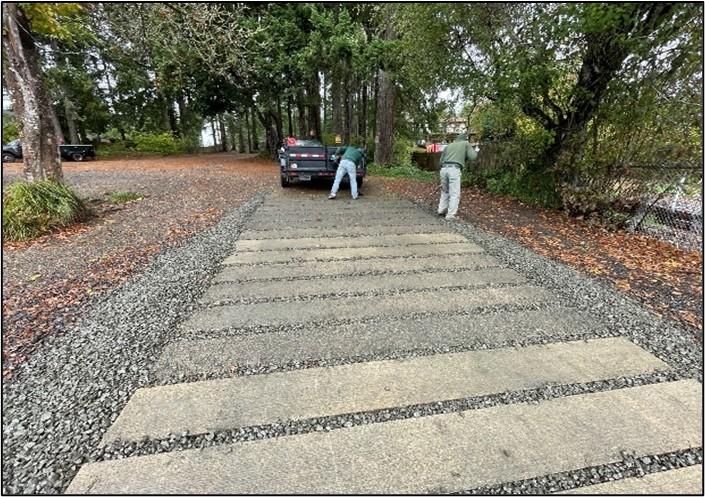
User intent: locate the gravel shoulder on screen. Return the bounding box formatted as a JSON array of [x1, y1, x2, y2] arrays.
[[2, 153, 276, 375]]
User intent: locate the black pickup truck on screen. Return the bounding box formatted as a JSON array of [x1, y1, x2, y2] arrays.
[[279, 139, 366, 188], [2, 140, 95, 163]]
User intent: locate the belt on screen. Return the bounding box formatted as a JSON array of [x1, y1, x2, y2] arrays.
[[441, 162, 462, 169]]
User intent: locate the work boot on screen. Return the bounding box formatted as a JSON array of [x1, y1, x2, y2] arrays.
[[328, 194, 336, 200]]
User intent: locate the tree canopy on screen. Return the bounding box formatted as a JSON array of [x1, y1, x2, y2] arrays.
[[2, 2, 701, 180]]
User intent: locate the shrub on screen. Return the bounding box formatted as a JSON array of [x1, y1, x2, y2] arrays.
[[97, 133, 190, 158], [3, 180, 90, 241], [133, 132, 186, 155], [2, 116, 19, 144], [108, 191, 142, 204], [367, 163, 437, 182]]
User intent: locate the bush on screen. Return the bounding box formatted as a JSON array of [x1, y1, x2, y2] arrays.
[[2, 116, 19, 144], [133, 132, 186, 155], [3, 180, 90, 241], [96, 133, 190, 158], [465, 166, 561, 208], [367, 163, 437, 182], [108, 191, 142, 204]]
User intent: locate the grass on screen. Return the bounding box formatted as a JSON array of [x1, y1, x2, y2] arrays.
[[2, 180, 90, 241], [108, 191, 142, 204], [367, 163, 437, 182]]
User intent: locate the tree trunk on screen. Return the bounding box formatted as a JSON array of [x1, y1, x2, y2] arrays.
[[256, 107, 281, 160], [374, 68, 395, 165], [245, 110, 252, 152], [343, 73, 351, 143], [2, 3, 62, 181], [286, 98, 293, 137], [532, 3, 675, 173], [371, 73, 378, 144], [321, 72, 327, 134], [360, 82, 368, 141], [168, 104, 179, 138], [249, 107, 259, 151], [218, 114, 228, 152], [177, 92, 187, 137], [64, 97, 80, 144], [331, 73, 342, 136], [276, 97, 284, 142], [306, 72, 321, 140], [210, 119, 218, 149], [296, 89, 307, 137], [50, 104, 65, 145], [237, 115, 245, 153]]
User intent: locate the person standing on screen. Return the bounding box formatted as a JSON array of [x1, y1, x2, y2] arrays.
[[437, 133, 478, 220], [329, 145, 364, 200]]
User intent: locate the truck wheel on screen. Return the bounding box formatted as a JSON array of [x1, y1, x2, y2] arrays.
[[71, 152, 85, 162], [280, 174, 290, 188], [2, 153, 16, 163]]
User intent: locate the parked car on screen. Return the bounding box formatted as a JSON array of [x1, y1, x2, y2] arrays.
[[279, 139, 366, 188], [1, 140, 95, 162]]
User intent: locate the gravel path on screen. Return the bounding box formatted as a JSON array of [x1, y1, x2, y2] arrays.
[[2, 172, 701, 494]]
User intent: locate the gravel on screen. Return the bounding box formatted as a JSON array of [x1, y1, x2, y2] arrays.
[[1, 194, 263, 495], [405, 197, 703, 380], [2, 183, 701, 495], [456, 448, 703, 494]]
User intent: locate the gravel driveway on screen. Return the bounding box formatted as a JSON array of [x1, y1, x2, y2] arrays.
[[2, 171, 701, 494]]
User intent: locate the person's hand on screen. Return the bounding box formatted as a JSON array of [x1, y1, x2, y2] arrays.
[[474, 145, 480, 153]]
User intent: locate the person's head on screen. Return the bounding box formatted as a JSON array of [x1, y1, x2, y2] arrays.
[[455, 133, 468, 142]]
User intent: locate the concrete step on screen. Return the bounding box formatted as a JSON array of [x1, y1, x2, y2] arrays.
[[214, 253, 501, 283], [560, 465, 703, 494], [105, 338, 668, 444], [247, 210, 434, 223], [203, 268, 525, 302], [67, 380, 702, 494], [157, 309, 607, 379], [248, 217, 443, 230], [183, 285, 554, 330], [260, 198, 416, 205], [257, 199, 417, 209], [223, 241, 482, 265], [253, 206, 423, 217], [235, 232, 466, 252], [238, 223, 449, 240]]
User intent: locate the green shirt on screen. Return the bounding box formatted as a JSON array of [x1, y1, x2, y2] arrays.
[[335, 146, 364, 166], [439, 138, 477, 169]]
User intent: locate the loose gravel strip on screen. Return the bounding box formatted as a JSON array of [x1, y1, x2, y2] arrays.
[[402, 198, 703, 380], [95, 371, 680, 461], [1, 194, 264, 495], [455, 448, 703, 495]]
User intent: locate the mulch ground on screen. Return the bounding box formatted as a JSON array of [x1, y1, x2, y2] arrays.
[[2, 153, 277, 377], [379, 177, 703, 336]]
